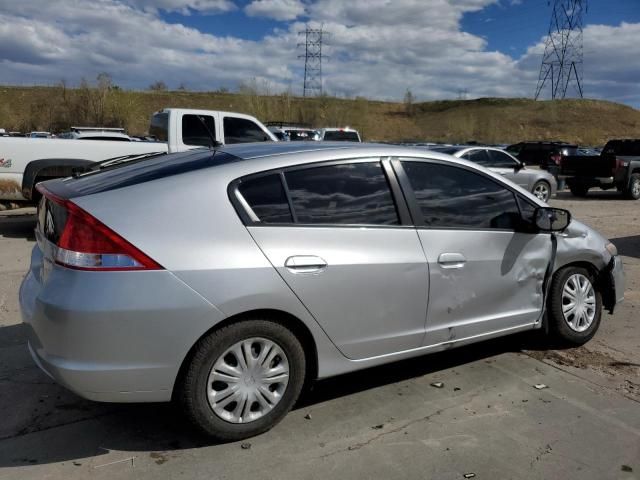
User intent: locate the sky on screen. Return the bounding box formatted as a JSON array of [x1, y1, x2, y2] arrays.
[[0, 0, 638, 106]]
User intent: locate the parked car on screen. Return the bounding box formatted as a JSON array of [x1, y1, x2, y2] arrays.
[[559, 139, 640, 199], [431, 145, 557, 201], [57, 127, 133, 141], [21, 143, 623, 441], [0, 108, 276, 202], [316, 127, 361, 142], [29, 131, 53, 139]]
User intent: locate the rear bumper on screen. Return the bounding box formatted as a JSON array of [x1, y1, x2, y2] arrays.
[[19, 247, 225, 403]]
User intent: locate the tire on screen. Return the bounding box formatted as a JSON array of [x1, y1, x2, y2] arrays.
[[532, 180, 551, 202], [178, 319, 306, 441], [624, 173, 640, 200], [548, 266, 602, 345], [568, 181, 589, 197]]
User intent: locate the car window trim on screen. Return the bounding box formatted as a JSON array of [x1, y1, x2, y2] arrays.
[[391, 156, 534, 233], [228, 157, 414, 229]]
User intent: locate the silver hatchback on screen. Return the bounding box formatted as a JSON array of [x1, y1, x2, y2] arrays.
[[20, 143, 624, 441]]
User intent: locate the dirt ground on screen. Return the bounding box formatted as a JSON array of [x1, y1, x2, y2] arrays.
[[0, 189, 638, 480]]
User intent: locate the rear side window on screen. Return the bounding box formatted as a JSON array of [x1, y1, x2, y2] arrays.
[[238, 174, 293, 223], [285, 162, 398, 225], [401, 161, 520, 229], [182, 114, 216, 147], [224, 117, 268, 144]]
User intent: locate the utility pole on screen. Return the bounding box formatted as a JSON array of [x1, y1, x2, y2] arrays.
[[298, 25, 328, 97], [535, 0, 587, 100]]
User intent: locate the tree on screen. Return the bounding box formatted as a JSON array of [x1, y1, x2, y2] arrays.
[[149, 80, 168, 92]]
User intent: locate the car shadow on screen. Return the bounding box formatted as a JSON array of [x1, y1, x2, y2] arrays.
[[610, 235, 640, 259], [0, 325, 556, 468], [0, 212, 36, 240], [554, 190, 625, 201]]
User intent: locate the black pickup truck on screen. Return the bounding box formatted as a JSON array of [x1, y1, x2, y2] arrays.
[[559, 139, 640, 199]]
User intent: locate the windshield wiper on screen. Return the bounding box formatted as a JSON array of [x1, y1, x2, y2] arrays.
[[71, 152, 167, 177]]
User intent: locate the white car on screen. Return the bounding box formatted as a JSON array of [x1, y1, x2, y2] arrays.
[[57, 127, 132, 141]]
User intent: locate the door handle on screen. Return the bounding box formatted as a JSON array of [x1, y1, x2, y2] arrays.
[[284, 255, 328, 274], [438, 253, 467, 269]]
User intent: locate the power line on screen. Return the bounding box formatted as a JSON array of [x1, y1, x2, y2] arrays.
[[298, 25, 328, 97], [535, 0, 587, 100]]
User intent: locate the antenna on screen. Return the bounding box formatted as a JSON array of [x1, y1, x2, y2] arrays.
[[298, 25, 328, 97], [535, 0, 587, 100]]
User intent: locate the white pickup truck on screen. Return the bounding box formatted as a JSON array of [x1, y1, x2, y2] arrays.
[[0, 108, 276, 202]]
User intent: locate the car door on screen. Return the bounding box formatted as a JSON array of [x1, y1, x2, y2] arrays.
[[486, 150, 530, 189], [393, 159, 552, 346], [234, 159, 430, 360]]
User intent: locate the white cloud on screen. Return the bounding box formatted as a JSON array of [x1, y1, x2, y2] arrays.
[[0, 0, 637, 107], [123, 0, 236, 14], [245, 0, 305, 21]]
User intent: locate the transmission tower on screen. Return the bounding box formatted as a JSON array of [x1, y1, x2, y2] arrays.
[[535, 0, 587, 100], [298, 25, 328, 97]]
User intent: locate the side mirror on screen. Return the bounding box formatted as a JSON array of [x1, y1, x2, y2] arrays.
[[514, 161, 524, 171], [534, 207, 570, 232]]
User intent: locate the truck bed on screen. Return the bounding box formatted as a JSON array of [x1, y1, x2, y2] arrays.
[[560, 154, 617, 178]]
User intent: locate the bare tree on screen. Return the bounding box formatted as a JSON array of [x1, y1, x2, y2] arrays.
[[149, 80, 168, 92]]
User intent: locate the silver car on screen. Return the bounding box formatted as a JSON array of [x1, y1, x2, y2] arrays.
[[431, 146, 557, 201], [20, 142, 624, 441]]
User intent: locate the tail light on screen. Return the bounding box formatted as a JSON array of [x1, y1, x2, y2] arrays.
[[37, 185, 162, 271], [550, 154, 562, 165]]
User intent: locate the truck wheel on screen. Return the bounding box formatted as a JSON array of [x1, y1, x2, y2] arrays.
[[568, 182, 589, 197], [624, 173, 640, 200], [532, 181, 551, 202], [547, 266, 602, 345], [177, 319, 306, 441]]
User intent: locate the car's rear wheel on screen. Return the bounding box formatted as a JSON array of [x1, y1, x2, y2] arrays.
[[624, 173, 640, 200], [178, 319, 306, 441], [532, 181, 551, 202], [548, 266, 602, 345], [568, 181, 589, 197]]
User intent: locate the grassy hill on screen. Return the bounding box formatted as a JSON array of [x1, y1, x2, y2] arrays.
[[0, 85, 638, 146]]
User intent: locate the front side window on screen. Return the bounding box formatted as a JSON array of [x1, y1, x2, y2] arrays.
[[488, 150, 518, 168], [224, 117, 268, 144], [238, 174, 293, 224], [182, 114, 215, 147], [285, 162, 398, 225], [401, 161, 520, 229], [462, 149, 491, 166]]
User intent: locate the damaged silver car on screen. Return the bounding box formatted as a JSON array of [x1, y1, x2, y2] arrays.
[[20, 142, 624, 441]]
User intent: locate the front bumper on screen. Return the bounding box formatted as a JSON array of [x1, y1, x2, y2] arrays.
[[603, 255, 625, 314]]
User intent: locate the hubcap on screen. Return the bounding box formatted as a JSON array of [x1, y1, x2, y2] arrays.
[[207, 338, 289, 424], [561, 274, 596, 332], [534, 183, 550, 201], [632, 179, 640, 197]]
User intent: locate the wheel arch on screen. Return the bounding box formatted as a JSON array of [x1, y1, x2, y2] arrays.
[[172, 308, 319, 400], [22, 158, 94, 199]]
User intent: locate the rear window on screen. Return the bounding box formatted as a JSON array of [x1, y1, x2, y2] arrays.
[[322, 131, 360, 142], [149, 113, 168, 142]]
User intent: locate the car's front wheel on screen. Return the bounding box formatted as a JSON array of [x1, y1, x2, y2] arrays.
[[532, 180, 551, 202], [178, 319, 306, 441], [548, 266, 602, 345]]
